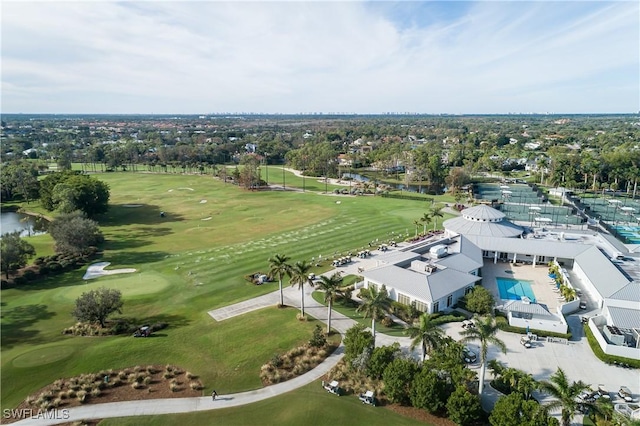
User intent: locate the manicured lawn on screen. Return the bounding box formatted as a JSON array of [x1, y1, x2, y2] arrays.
[[99, 381, 428, 426], [311, 291, 408, 337], [1, 171, 439, 411]]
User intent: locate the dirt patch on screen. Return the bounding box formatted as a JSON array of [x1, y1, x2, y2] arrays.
[[1, 365, 203, 424]]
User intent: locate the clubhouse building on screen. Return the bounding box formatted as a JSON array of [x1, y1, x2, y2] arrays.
[[360, 205, 640, 360]]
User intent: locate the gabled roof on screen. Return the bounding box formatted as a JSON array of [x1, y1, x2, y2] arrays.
[[574, 246, 630, 298], [607, 281, 640, 302], [606, 306, 640, 329], [435, 253, 482, 274], [362, 265, 479, 303], [501, 300, 553, 316]]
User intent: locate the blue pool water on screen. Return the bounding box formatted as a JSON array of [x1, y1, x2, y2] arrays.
[[496, 277, 536, 302]]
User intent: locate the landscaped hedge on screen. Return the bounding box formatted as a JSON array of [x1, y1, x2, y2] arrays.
[[380, 193, 433, 202], [583, 324, 640, 368]]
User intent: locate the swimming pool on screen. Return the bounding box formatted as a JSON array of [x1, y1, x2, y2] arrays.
[[496, 277, 536, 302]]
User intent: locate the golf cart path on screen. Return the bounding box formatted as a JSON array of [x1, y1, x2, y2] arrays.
[[12, 344, 345, 426]]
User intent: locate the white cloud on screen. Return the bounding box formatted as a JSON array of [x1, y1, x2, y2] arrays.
[[1, 1, 638, 113]]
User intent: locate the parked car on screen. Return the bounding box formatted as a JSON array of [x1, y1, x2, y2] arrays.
[[619, 386, 635, 402], [462, 347, 477, 363]]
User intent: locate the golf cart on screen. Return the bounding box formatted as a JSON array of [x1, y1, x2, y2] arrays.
[[597, 385, 610, 399], [133, 325, 151, 337], [358, 390, 377, 406], [323, 380, 342, 396], [520, 336, 532, 348], [619, 386, 635, 402]]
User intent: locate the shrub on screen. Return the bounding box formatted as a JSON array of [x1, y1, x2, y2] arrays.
[[13, 276, 27, 285], [381, 316, 395, 327], [163, 371, 174, 380], [76, 390, 87, 403], [190, 381, 204, 390], [169, 382, 179, 392], [143, 376, 152, 386], [185, 372, 197, 380], [270, 354, 283, 368], [309, 325, 327, 348], [90, 388, 101, 398], [22, 269, 37, 281], [131, 382, 144, 390]]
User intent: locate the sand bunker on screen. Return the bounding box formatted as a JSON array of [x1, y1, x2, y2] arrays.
[[200, 200, 207, 204], [83, 262, 137, 280], [201, 217, 212, 221]]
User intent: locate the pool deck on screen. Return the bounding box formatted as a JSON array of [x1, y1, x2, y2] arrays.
[[483, 261, 563, 313]]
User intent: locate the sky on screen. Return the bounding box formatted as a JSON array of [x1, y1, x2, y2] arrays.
[[1, 1, 638, 114]]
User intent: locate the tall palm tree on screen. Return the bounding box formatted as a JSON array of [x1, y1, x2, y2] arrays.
[[289, 260, 314, 317], [316, 272, 344, 334], [459, 315, 507, 395], [356, 284, 391, 342], [407, 313, 445, 361], [430, 204, 444, 232], [268, 254, 292, 307], [538, 368, 590, 426], [413, 220, 421, 237], [420, 212, 432, 235]]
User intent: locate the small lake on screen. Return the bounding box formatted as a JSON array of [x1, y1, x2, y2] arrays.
[[0, 212, 44, 237]]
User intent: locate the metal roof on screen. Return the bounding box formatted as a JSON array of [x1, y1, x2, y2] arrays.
[[607, 281, 640, 302], [362, 265, 479, 303], [464, 235, 591, 258], [501, 300, 553, 316], [461, 205, 506, 221], [606, 306, 640, 329], [435, 253, 482, 274], [574, 246, 630, 298], [443, 215, 524, 238]]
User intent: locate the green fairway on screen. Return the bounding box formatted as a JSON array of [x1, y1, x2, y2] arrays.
[[1, 171, 451, 413], [99, 381, 427, 426]]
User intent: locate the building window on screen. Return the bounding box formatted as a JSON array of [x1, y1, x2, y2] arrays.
[[414, 300, 427, 312], [432, 301, 440, 313], [398, 293, 410, 306], [447, 295, 453, 307], [465, 286, 474, 295]]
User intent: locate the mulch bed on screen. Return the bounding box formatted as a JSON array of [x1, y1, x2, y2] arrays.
[[1, 365, 203, 424]]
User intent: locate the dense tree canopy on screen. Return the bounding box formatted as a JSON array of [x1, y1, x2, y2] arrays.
[[72, 287, 123, 327], [0, 231, 36, 280], [48, 211, 104, 254], [465, 286, 495, 315], [40, 171, 109, 217]]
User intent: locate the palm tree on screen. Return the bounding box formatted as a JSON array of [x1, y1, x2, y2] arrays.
[[356, 284, 391, 342], [268, 254, 292, 307], [413, 219, 421, 237], [407, 313, 445, 361], [316, 272, 344, 334], [515, 372, 537, 401], [538, 367, 590, 426], [289, 260, 314, 317], [430, 204, 444, 232], [459, 315, 507, 395], [420, 212, 432, 235]]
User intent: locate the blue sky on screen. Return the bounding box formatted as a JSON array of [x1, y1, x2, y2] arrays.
[[1, 1, 638, 114]]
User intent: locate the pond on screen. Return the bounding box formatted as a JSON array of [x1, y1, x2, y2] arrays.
[[0, 212, 45, 237]]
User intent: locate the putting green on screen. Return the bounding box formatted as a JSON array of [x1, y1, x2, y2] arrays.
[[12, 346, 75, 368], [60, 271, 172, 301]]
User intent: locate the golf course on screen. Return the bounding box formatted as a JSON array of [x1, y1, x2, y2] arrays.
[[1, 169, 453, 425]]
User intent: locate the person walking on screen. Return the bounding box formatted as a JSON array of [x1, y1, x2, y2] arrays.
[[211, 390, 218, 401]]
